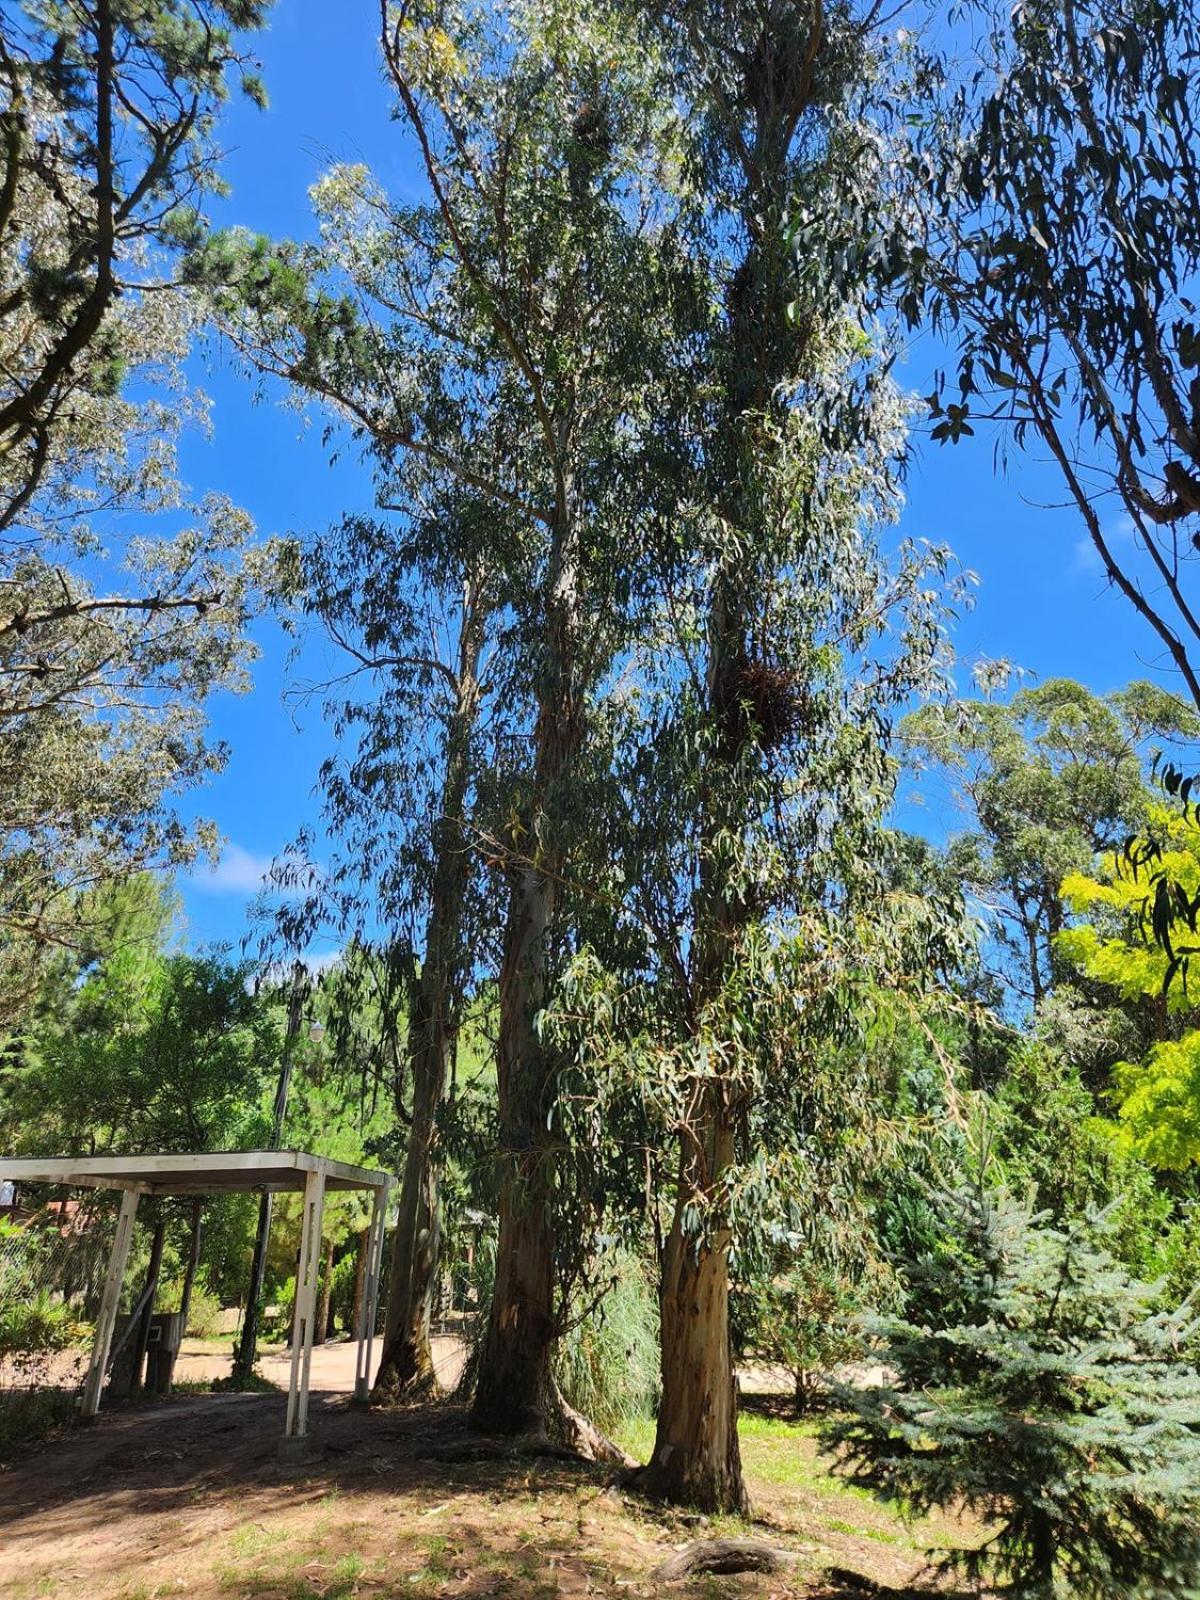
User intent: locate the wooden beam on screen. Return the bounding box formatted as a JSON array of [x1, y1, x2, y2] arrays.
[[355, 1180, 389, 1401], [81, 1187, 141, 1418], [284, 1166, 326, 1439]]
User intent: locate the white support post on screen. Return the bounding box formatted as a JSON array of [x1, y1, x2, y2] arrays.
[[284, 1166, 325, 1439], [81, 1187, 142, 1418], [355, 1181, 388, 1401]]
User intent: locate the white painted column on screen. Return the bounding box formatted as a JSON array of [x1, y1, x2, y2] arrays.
[[355, 1181, 388, 1402], [81, 1187, 142, 1418], [284, 1167, 325, 1439]]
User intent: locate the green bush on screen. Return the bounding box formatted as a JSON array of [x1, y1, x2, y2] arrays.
[[825, 1185, 1200, 1599], [184, 1278, 223, 1339], [328, 1247, 360, 1335], [456, 1237, 660, 1433], [736, 1260, 864, 1412], [0, 1291, 83, 1370], [555, 1250, 660, 1434], [0, 1291, 88, 1451]]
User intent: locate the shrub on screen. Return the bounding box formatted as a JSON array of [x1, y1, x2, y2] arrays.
[[825, 1184, 1200, 1598], [183, 1278, 223, 1339], [0, 1291, 88, 1450], [736, 1260, 864, 1412], [456, 1236, 660, 1433], [555, 1250, 660, 1434], [328, 1248, 360, 1335]]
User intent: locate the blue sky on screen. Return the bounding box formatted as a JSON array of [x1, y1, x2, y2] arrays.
[[174, 0, 1159, 952]]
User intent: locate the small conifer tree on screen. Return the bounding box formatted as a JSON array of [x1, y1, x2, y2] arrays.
[[825, 1180, 1200, 1598]]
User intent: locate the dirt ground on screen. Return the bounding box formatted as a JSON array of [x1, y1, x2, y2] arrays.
[[0, 1378, 971, 1600], [169, 1334, 468, 1396]]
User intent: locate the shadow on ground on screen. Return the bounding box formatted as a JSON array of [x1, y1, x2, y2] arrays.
[[0, 1390, 965, 1600]]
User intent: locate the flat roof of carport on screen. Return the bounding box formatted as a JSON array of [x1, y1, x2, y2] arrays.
[[0, 1149, 391, 1439], [0, 1149, 389, 1195]]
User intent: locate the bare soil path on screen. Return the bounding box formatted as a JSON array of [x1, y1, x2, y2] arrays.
[[167, 1334, 468, 1395], [0, 1383, 971, 1600]]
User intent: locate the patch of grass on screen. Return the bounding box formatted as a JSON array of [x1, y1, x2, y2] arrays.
[[228, 1523, 289, 1559], [211, 1369, 279, 1394], [0, 1388, 78, 1453], [5, 1575, 60, 1600], [612, 1414, 655, 1461], [421, 1535, 453, 1580]]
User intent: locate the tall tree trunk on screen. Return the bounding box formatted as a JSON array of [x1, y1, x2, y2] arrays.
[[372, 993, 446, 1399], [640, 565, 754, 1511], [470, 859, 560, 1432], [646, 1108, 747, 1514], [470, 500, 596, 1448], [374, 581, 483, 1402], [642, 32, 812, 1494], [178, 1198, 203, 1333]]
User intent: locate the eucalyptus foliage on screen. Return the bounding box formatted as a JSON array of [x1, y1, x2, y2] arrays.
[[805, 0, 1200, 705]]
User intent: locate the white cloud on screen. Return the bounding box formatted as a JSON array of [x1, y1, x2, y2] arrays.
[[261, 948, 345, 984], [1073, 513, 1136, 575], [192, 843, 274, 895]]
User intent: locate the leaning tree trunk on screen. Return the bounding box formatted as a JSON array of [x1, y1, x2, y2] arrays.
[[374, 583, 483, 1403]]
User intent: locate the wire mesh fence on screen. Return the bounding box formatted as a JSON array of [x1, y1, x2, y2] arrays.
[[0, 1204, 109, 1446]]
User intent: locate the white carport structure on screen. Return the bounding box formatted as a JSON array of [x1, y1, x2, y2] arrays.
[[0, 1150, 391, 1439]]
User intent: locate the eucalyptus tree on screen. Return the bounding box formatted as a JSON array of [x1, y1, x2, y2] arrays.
[[613, 0, 959, 1512], [194, 0, 695, 1443], [281, 500, 495, 1404], [0, 0, 276, 1024], [868, 0, 1200, 706], [903, 679, 1200, 1006]]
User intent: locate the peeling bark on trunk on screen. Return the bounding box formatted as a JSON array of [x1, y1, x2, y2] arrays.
[[374, 585, 483, 1404], [640, 1105, 747, 1513]]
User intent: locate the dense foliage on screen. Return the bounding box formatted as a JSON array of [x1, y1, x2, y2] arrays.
[[1, 0, 1199, 1580], [829, 1185, 1200, 1598]]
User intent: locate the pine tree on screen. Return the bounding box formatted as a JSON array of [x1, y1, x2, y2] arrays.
[[826, 1181, 1200, 1598]]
